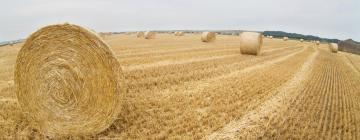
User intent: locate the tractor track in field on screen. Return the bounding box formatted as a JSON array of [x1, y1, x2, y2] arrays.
[[206, 45, 319, 140], [123, 46, 298, 71], [123, 46, 303, 93], [117, 46, 238, 58], [119, 45, 299, 66], [116, 45, 286, 59], [343, 54, 360, 75], [105, 45, 313, 139], [208, 48, 360, 139]]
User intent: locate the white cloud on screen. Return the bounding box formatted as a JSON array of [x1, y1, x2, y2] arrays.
[[0, 0, 359, 42]]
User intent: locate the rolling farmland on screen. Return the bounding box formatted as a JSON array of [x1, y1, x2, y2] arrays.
[[1, 33, 360, 139]]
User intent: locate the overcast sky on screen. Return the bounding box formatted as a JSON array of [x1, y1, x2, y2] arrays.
[[1, 0, 359, 42]]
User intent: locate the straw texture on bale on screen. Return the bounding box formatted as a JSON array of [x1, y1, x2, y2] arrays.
[[14, 23, 124, 136], [145, 31, 156, 39], [329, 43, 338, 53], [283, 37, 288, 41], [201, 32, 216, 42], [239, 32, 263, 55], [137, 31, 144, 38]]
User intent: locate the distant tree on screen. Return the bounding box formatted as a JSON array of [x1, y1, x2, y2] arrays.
[[263, 31, 340, 43]]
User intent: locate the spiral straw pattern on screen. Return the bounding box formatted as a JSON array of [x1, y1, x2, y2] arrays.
[[14, 23, 124, 136]]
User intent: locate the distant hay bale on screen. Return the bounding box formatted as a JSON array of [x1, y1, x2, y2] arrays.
[[14, 23, 124, 136], [137, 31, 144, 38], [316, 41, 320, 45], [283, 37, 288, 41], [201, 32, 216, 42], [175, 31, 184, 36], [269, 36, 273, 39], [329, 43, 338, 53], [239, 32, 263, 55], [145, 31, 156, 39], [300, 39, 304, 42]]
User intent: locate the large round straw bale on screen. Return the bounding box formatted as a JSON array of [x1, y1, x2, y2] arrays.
[[283, 37, 288, 41], [329, 43, 338, 53], [316, 41, 320, 45], [239, 32, 263, 55], [201, 32, 216, 42], [14, 23, 124, 136], [137, 31, 144, 38], [145, 31, 156, 39], [300, 39, 304, 42]]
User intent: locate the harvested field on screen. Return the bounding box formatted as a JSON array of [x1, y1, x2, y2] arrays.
[[1, 33, 360, 139]]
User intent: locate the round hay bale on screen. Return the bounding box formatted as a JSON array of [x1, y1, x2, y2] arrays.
[[201, 32, 216, 42], [178, 31, 184, 36], [300, 39, 304, 42], [137, 31, 144, 38], [174, 31, 184, 36], [316, 41, 320, 45], [14, 23, 124, 136], [329, 43, 338, 53], [145, 31, 156, 39], [283, 37, 288, 41], [239, 32, 263, 55]]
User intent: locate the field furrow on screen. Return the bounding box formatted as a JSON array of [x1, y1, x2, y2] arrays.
[[224, 48, 360, 139], [123, 46, 302, 95], [96, 45, 313, 139], [207, 45, 318, 139]]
